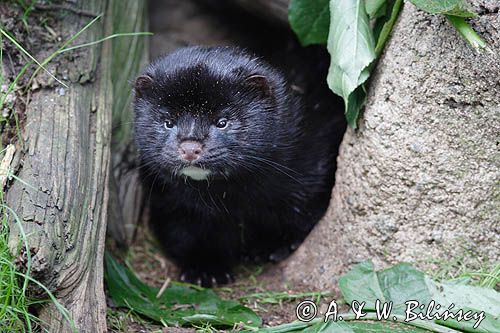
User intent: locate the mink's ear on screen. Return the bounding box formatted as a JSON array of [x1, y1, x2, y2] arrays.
[[134, 74, 154, 97], [244, 74, 272, 98]]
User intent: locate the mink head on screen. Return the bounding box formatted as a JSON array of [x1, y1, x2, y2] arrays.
[[133, 46, 292, 181]]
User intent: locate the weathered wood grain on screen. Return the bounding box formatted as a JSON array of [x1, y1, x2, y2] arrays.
[[3, 0, 147, 331], [107, 0, 148, 247]]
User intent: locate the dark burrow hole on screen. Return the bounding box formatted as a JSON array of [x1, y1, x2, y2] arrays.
[[109, 0, 347, 328], [125, 0, 347, 283]]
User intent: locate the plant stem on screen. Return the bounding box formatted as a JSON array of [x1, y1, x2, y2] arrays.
[[375, 0, 404, 57], [446, 15, 487, 50]]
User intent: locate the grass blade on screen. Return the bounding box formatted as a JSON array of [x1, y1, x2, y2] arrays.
[[0, 29, 67, 88]]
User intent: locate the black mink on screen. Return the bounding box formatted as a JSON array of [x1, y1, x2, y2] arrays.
[[134, 46, 341, 287]]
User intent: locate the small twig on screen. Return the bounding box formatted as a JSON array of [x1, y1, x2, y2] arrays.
[[0, 144, 16, 189], [34, 4, 98, 18], [156, 277, 171, 299], [156, 265, 171, 299]]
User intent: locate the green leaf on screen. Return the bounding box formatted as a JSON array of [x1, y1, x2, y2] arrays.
[[339, 261, 500, 333], [374, 0, 404, 56], [259, 317, 433, 332], [318, 320, 431, 332], [427, 279, 500, 333], [409, 0, 477, 17], [345, 321, 430, 332], [365, 0, 388, 19], [410, 1, 487, 51], [345, 85, 367, 128], [104, 254, 261, 329], [326, 0, 376, 128], [338, 260, 385, 304], [288, 0, 330, 45]]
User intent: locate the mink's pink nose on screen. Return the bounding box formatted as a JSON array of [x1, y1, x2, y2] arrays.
[[179, 141, 203, 162]]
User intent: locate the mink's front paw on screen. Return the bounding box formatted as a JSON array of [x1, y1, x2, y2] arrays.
[[179, 268, 234, 287]]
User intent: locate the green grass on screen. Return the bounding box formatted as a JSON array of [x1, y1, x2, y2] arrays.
[[0, 190, 75, 332], [0, 194, 33, 332], [0, 185, 44, 332], [0, 9, 152, 111], [429, 255, 500, 290], [192, 322, 218, 333], [107, 307, 159, 332], [14, 0, 36, 32], [239, 290, 334, 305]]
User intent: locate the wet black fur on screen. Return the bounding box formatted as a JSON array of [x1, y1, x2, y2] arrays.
[[134, 46, 341, 286]]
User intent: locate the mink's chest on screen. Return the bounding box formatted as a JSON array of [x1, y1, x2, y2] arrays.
[[164, 178, 295, 223]]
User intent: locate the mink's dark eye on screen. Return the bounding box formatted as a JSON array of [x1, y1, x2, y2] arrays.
[[164, 119, 174, 129], [216, 118, 228, 129]]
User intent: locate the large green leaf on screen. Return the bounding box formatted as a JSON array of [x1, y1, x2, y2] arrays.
[[259, 316, 432, 332], [365, 0, 388, 19], [344, 85, 367, 127], [409, 0, 477, 17], [338, 261, 386, 304], [104, 254, 261, 329], [305, 320, 431, 332], [288, 0, 330, 46], [288, 0, 389, 45], [339, 261, 500, 333], [326, 0, 376, 128]]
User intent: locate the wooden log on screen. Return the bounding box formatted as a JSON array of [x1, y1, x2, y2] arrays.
[[106, 0, 148, 247], [3, 0, 147, 331], [6, 0, 110, 328]]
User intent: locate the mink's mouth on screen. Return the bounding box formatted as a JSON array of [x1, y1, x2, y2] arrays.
[[179, 166, 211, 181]]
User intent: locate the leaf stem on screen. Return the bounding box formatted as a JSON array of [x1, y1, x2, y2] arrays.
[[374, 0, 404, 57], [446, 15, 487, 50]]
